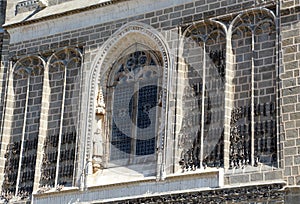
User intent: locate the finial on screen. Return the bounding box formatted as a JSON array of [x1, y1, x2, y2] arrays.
[[96, 86, 105, 115]]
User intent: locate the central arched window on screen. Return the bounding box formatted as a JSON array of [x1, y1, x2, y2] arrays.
[[107, 45, 162, 165]]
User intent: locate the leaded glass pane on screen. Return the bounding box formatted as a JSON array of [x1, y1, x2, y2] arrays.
[[111, 82, 134, 161], [136, 85, 158, 155], [110, 49, 161, 163]]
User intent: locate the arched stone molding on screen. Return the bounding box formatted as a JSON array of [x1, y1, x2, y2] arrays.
[[39, 47, 82, 189], [82, 22, 171, 185], [106, 45, 163, 170], [229, 8, 276, 33], [0, 55, 45, 196], [176, 20, 227, 172], [227, 8, 278, 170]]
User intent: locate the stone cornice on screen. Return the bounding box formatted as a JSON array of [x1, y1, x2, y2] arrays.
[[3, 0, 127, 29], [32, 169, 223, 203], [102, 181, 286, 203]]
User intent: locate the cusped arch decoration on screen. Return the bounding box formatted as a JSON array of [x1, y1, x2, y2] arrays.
[[176, 20, 227, 171], [107, 43, 163, 87], [40, 47, 82, 188], [2, 55, 45, 196], [183, 20, 227, 41], [48, 48, 83, 67], [13, 56, 45, 78], [228, 8, 278, 168], [84, 22, 171, 179], [228, 8, 276, 38]]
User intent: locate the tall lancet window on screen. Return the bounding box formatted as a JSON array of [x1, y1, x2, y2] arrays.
[[3, 56, 44, 197], [178, 21, 226, 172], [107, 45, 162, 166], [40, 48, 82, 188], [230, 10, 277, 168]]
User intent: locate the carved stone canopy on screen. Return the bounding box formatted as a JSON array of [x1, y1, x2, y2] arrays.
[[96, 86, 105, 116]]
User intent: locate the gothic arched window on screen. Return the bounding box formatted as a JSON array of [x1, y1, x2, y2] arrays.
[[108, 45, 162, 166], [40, 48, 82, 188], [230, 10, 277, 168], [3, 56, 44, 196], [178, 21, 226, 171]]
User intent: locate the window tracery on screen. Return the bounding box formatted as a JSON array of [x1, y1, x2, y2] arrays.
[[3, 56, 44, 198], [40, 48, 82, 188], [107, 46, 162, 166], [230, 10, 277, 168], [179, 21, 226, 171]]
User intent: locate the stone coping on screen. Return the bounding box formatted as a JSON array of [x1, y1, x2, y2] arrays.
[[33, 168, 223, 198], [32, 179, 286, 203], [98, 180, 287, 203], [4, 0, 125, 28]]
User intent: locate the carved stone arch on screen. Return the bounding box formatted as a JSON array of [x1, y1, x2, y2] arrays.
[[229, 8, 276, 34], [228, 8, 278, 169], [105, 45, 163, 167], [107, 43, 163, 87], [1, 55, 45, 196], [84, 22, 171, 181], [183, 20, 227, 39], [230, 8, 276, 53], [13, 55, 45, 79], [176, 20, 227, 172], [48, 48, 83, 66], [181, 20, 227, 83], [39, 47, 83, 188], [44, 47, 82, 137]]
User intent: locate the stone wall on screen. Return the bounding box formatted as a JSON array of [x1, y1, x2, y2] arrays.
[[280, 2, 300, 186], [0, 0, 6, 25], [0, 0, 299, 202]]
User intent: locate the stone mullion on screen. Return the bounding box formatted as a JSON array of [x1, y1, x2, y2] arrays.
[[130, 81, 139, 163], [199, 41, 206, 169], [72, 54, 83, 186], [0, 63, 14, 193], [33, 66, 49, 192], [275, 4, 282, 169], [54, 65, 67, 187], [173, 26, 184, 173], [251, 26, 255, 166], [167, 27, 180, 174], [225, 23, 238, 170], [15, 74, 30, 196]]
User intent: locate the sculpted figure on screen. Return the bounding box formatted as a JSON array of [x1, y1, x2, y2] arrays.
[[93, 86, 106, 173]]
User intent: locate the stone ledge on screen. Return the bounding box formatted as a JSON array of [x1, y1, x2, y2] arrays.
[[4, 0, 125, 28], [32, 169, 223, 203], [101, 181, 286, 204], [15, 0, 39, 15]]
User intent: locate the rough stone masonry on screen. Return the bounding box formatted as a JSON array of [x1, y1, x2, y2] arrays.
[[0, 0, 300, 203]]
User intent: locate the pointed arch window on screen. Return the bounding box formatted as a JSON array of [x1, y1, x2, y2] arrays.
[[230, 10, 277, 168], [107, 45, 162, 165], [3, 56, 44, 196], [40, 48, 82, 187], [178, 21, 226, 171]]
